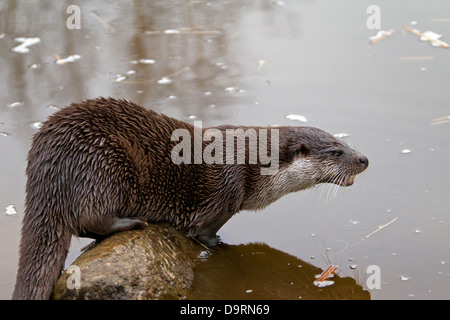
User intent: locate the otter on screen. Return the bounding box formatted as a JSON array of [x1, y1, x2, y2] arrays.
[[12, 97, 368, 300]]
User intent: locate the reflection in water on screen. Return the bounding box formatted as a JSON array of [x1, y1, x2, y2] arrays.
[[188, 242, 370, 300]]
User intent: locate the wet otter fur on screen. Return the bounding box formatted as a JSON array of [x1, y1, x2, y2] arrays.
[[12, 97, 368, 299]]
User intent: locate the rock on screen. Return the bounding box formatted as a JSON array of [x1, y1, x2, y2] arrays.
[[52, 223, 203, 300], [52, 224, 370, 300]]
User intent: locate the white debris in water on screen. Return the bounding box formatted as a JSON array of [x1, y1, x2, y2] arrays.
[[400, 149, 412, 154], [333, 133, 350, 139], [157, 77, 172, 84], [215, 62, 228, 70], [313, 280, 335, 288], [204, 91, 212, 96], [138, 59, 155, 64], [285, 114, 308, 122], [413, 229, 421, 234], [186, 115, 197, 120], [47, 105, 61, 111], [349, 265, 357, 270], [31, 121, 43, 129], [164, 29, 180, 34], [112, 74, 127, 82], [420, 31, 449, 47], [245, 289, 253, 293], [28, 63, 41, 70], [369, 30, 394, 41], [400, 275, 410, 282], [5, 205, 17, 216], [8, 101, 24, 108], [12, 37, 40, 53], [0, 132, 10, 137], [56, 54, 81, 65], [273, 0, 286, 5]]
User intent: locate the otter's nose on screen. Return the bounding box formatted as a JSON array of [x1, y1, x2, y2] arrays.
[[358, 155, 369, 168]]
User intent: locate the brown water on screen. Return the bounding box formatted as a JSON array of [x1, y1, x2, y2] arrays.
[[0, 0, 449, 300]]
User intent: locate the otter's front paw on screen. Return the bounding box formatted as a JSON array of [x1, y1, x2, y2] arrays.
[[196, 234, 220, 248]]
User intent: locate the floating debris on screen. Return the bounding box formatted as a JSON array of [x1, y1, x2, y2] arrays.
[[0, 132, 10, 137], [145, 27, 221, 36], [157, 77, 172, 84], [431, 115, 450, 126], [47, 104, 61, 111], [0, 33, 4, 40], [346, 217, 399, 250], [286, 114, 308, 122], [12, 37, 40, 53], [313, 265, 338, 288], [214, 62, 228, 70], [245, 289, 253, 293], [28, 63, 41, 70], [225, 87, 245, 94], [273, 0, 286, 6], [31, 121, 43, 129], [403, 26, 449, 48], [400, 275, 410, 282], [112, 74, 127, 82], [5, 205, 17, 216], [369, 29, 395, 44], [412, 229, 421, 234], [400, 149, 412, 154], [8, 101, 24, 108], [164, 29, 180, 34], [138, 59, 155, 64], [333, 133, 350, 139], [56, 54, 81, 65]]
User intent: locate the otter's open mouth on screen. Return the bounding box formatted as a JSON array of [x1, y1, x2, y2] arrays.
[[322, 175, 356, 187], [339, 175, 355, 187]]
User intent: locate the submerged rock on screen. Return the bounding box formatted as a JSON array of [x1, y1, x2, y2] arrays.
[[52, 223, 203, 300]]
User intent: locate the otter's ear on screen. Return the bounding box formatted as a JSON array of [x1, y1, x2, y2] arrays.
[[294, 143, 309, 156]]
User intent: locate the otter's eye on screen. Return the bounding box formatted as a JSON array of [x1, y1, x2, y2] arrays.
[[331, 150, 343, 157]]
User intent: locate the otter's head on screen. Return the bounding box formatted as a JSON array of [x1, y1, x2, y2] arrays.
[[279, 127, 368, 191]]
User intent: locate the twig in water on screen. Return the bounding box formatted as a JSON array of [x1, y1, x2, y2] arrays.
[[341, 217, 398, 253], [402, 26, 449, 48]]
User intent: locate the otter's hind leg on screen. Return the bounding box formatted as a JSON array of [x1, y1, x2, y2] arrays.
[[79, 216, 147, 239]]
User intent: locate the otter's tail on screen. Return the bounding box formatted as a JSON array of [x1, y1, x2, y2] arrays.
[[12, 195, 72, 299]]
